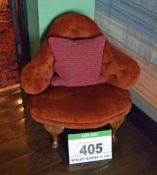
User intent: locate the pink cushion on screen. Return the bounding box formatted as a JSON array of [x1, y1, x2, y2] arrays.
[[48, 35, 106, 87]]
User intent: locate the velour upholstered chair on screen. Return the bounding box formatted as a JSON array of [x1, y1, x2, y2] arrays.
[[21, 13, 140, 148]]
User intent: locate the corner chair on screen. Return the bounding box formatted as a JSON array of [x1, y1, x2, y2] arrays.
[[21, 13, 140, 148]]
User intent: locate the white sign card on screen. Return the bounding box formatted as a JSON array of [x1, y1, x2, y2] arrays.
[[68, 130, 112, 164]]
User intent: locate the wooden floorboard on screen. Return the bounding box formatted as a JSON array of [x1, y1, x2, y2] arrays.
[[0, 148, 62, 175], [0, 128, 51, 164], [0, 104, 24, 125], [0, 86, 157, 175], [0, 117, 42, 144], [0, 87, 20, 97]]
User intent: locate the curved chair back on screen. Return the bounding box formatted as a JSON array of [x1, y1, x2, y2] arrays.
[[48, 12, 102, 38]]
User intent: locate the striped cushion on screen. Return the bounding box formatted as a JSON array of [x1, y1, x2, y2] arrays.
[[48, 35, 106, 87]]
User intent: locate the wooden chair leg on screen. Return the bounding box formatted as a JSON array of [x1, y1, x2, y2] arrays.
[[111, 117, 125, 142], [44, 124, 64, 149]]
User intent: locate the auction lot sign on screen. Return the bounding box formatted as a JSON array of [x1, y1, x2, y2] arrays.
[[68, 130, 112, 164]]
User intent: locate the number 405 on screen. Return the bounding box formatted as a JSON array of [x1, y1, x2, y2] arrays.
[[80, 143, 103, 155]]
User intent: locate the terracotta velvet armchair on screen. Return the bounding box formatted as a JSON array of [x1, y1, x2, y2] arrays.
[[21, 13, 140, 148]]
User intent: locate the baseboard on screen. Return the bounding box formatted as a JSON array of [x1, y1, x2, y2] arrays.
[[127, 104, 157, 144]]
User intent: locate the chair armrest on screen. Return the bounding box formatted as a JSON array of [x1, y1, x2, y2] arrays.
[[20, 41, 54, 94], [102, 41, 140, 89]]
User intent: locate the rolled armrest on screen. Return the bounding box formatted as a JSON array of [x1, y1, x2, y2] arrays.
[[20, 41, 54, 94], [102, 41, 140, 89]]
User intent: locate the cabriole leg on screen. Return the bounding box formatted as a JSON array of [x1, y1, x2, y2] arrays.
[[111, 117, 125, 142], [44, 124, 64, 148]]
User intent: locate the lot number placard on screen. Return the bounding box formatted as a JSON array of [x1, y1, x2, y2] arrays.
[[68, 130, 112, 164]]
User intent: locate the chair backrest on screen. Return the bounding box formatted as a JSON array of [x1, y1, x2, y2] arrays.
[[20, 13, 105, 94], [47, 12, 102, 39], [47, 13, 106, 87], [36, 12, 103, 66]]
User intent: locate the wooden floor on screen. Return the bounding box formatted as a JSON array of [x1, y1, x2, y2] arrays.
[[0, 85, 157, 175]]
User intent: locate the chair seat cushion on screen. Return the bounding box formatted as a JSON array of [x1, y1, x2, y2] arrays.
[[29, 84, 132, 129]]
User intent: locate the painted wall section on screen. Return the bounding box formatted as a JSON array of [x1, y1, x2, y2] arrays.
[[26, 0, 95, 57], [38, 0, 95, 37], [95, 0, 157, 122]]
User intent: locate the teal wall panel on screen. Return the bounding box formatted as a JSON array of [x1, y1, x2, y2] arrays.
[[38, 0, 95, 37], [26, 0, 95, 57]]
